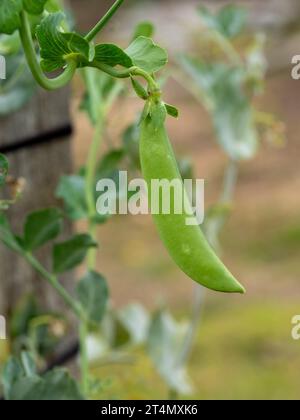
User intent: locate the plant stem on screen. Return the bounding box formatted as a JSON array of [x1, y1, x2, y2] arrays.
[[24, 252, 84, 319], [90, 62, 159, 93], [207, 159, 239, 244], [80, 115, 104, 396], [85, 0, 125, 42], [80, 69, 124, 396], [83, 68, 123, 268], [85, 116, 104, 269], [19, 11, 76, 91], [26, 252, 90, 395], [132, 68, 160, 93], [221, 159, 239, 203]]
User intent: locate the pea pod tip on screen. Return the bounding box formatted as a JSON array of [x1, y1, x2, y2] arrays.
[[235, 282, 246, 295]]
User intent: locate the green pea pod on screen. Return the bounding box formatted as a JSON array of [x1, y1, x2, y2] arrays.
[[140, 101, 245, 294]]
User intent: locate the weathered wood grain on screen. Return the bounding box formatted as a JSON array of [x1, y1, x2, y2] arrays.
[[0, 87, 74, 318], [0, 88, 70, 147]]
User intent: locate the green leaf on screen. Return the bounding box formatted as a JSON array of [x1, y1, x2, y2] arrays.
[[36, 12, 91, 72], [37, 369, 84, 400], [96, 149, 124, 179], [23, 208, 63, 251], [102, 311, 131, 349], [56, 175, 87, 221], [8, 376, 44, 400], [53, 234, 97, 274], [3, 353, 37, 399], [2, 357, 23, 400], [118, 304, 150, 345], [126, 36, 168, 74], [3, 360, 84, 400], [198, 4, 246, 39], [56, 163, 119, 225], [0, 213, 23, 253], [0, 154, 8, 187], [132, 21, 154, 41], [179, 57, 258, 160], [131, 77, 148, 100], [165, 103, 179, 118], [76, 271, 109, 324], [94, 44, 132, 68], [23, 0, 47, 15], [147, 310, 193, 395], [0, 0, 22, 35]]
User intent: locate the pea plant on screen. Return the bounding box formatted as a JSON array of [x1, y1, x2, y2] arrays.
[[0, 1, 284, 400]]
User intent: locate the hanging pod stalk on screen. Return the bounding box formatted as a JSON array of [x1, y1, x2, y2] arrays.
[[139, 100, 245, 294]]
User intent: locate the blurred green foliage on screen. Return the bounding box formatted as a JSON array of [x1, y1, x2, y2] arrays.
[[90, 302, 300, 400]]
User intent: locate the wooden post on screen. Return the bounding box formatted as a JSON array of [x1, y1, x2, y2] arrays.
[[0, 87, 74, 318]]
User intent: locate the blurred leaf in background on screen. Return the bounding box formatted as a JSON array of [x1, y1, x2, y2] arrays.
[[147, 310, 193, 395], [198, 4, 247, 39], [3, 352, 84, 400], [179, 58, 258, 159], [177, 3, 278, 161], [23, 208, 63, 251], [52, 234, 97, 274], [76, 271, 109, 324]]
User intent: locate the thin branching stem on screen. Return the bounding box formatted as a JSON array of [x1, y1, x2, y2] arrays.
[[24, 252, 84, 319], [85, 0, 125, 42]]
